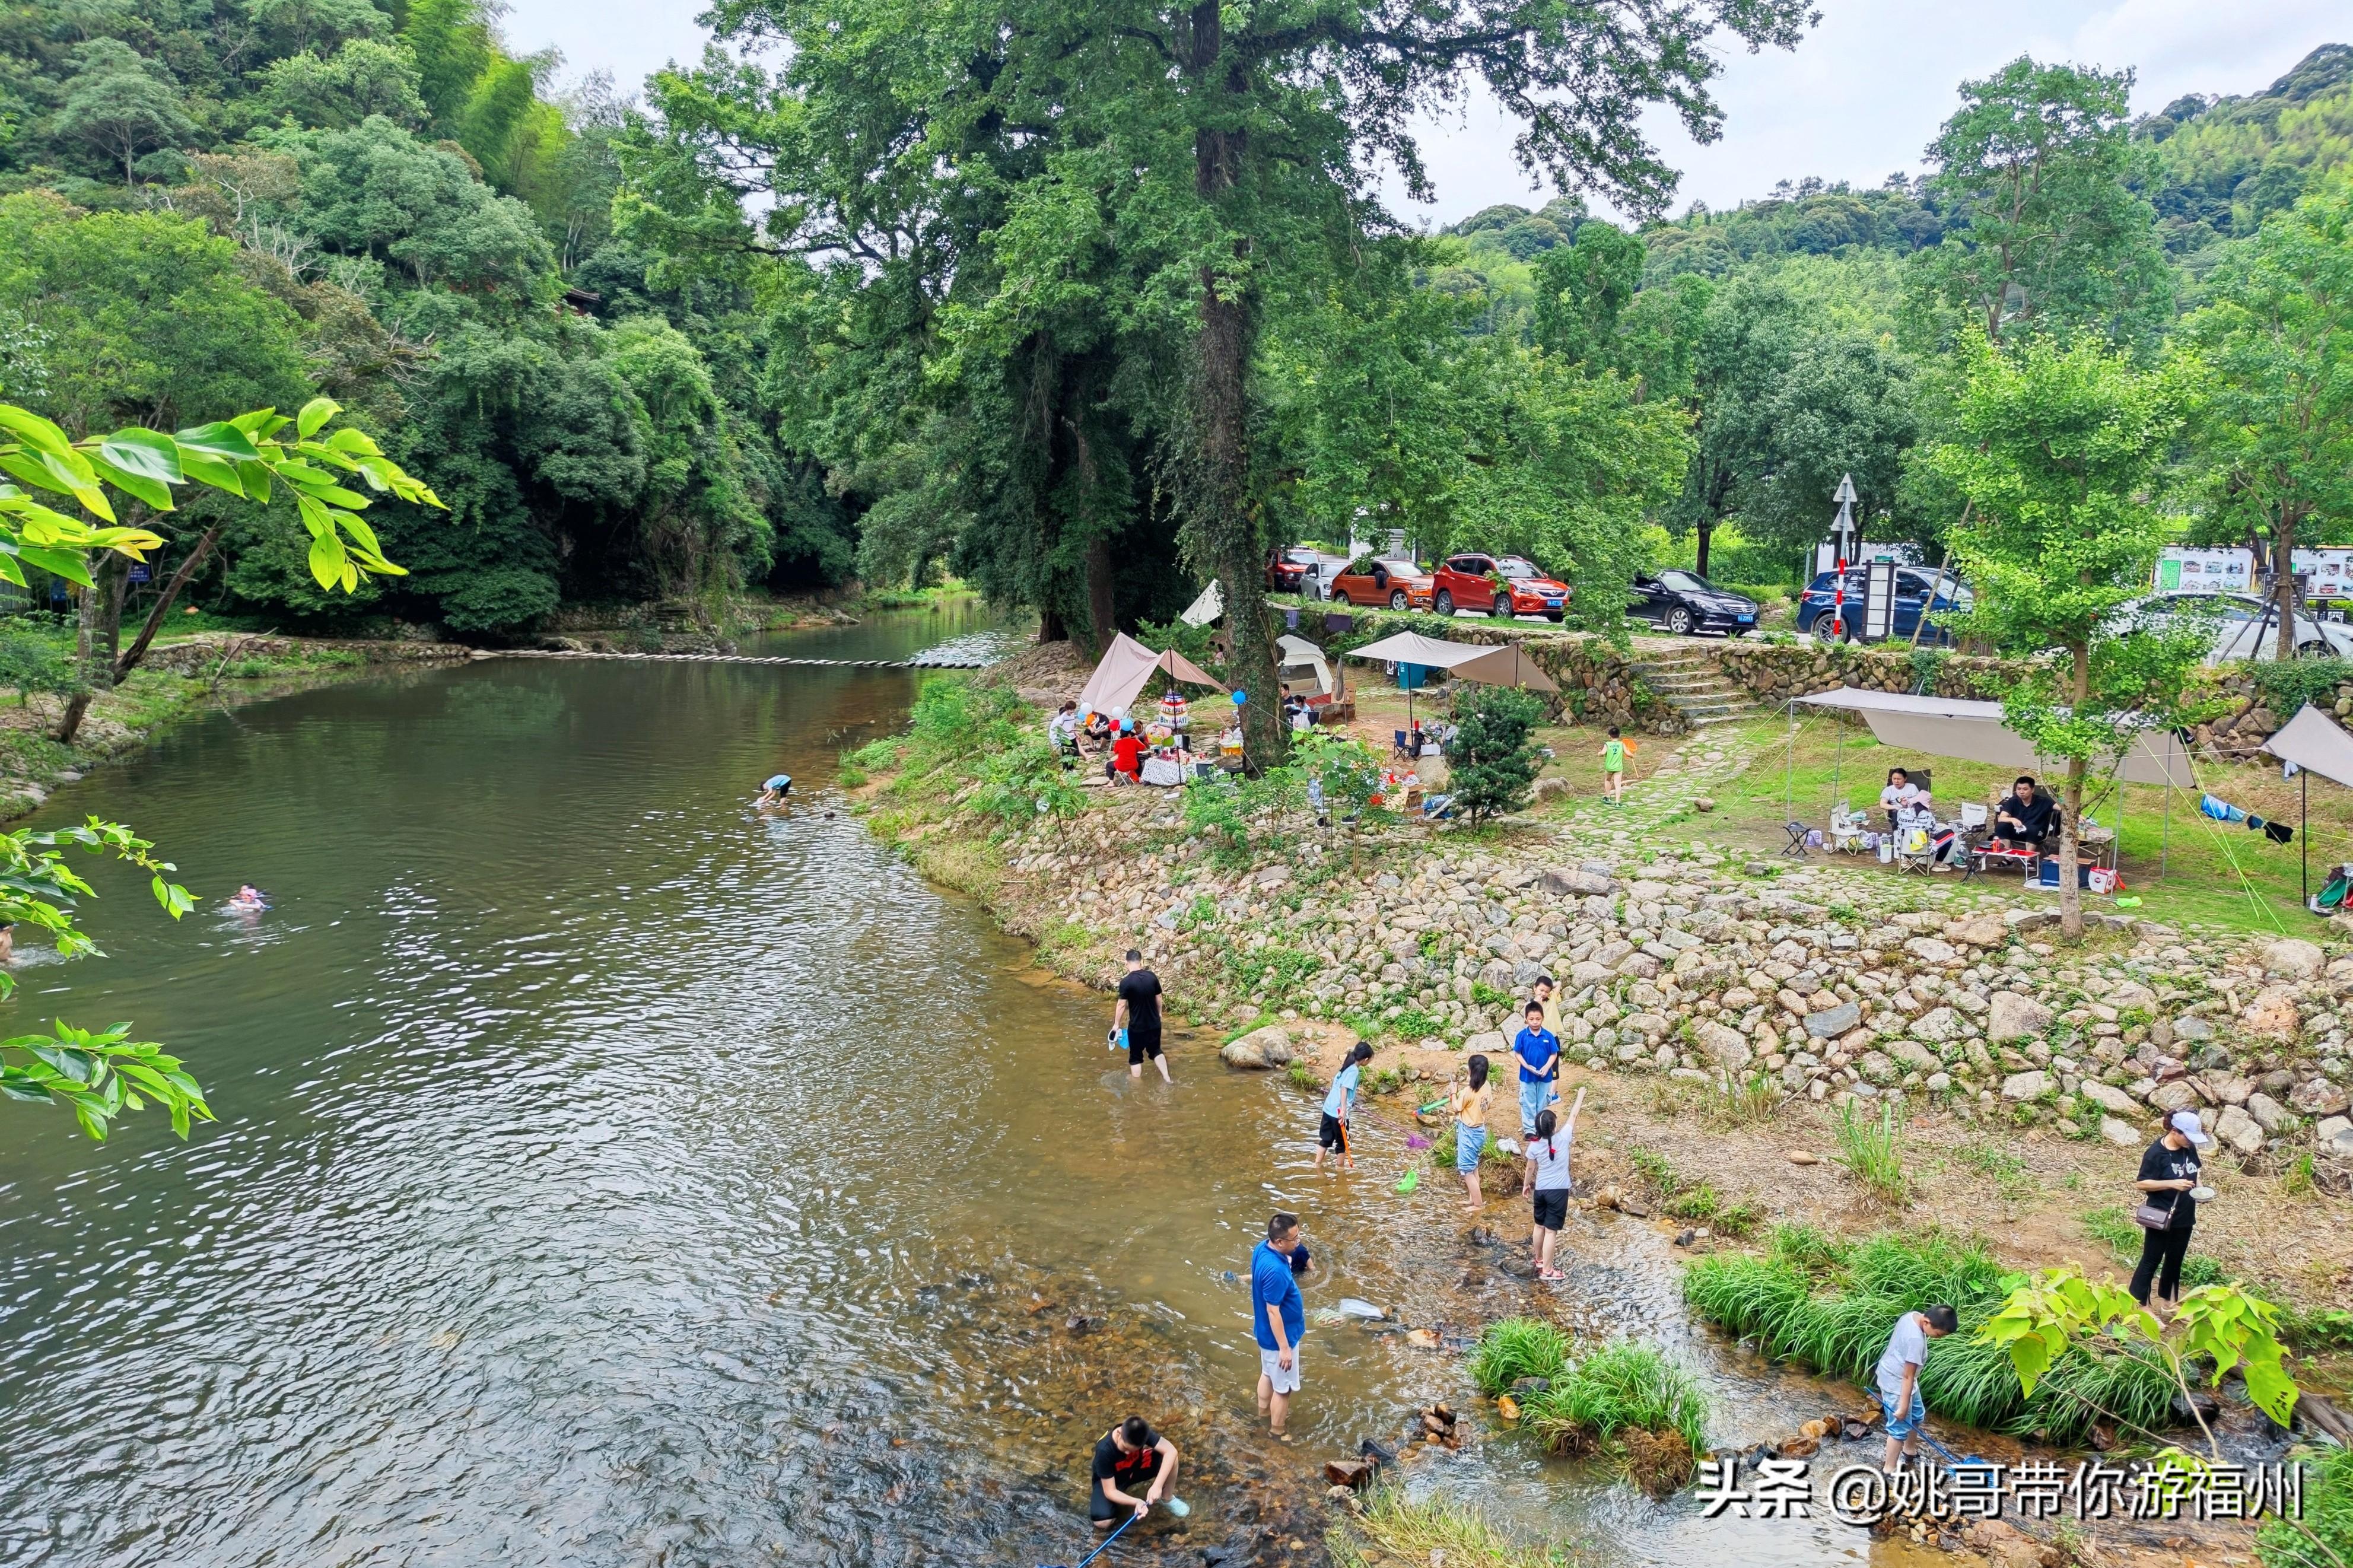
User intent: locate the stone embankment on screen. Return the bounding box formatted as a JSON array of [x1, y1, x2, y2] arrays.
[[1000, 791, 2352, 1172]]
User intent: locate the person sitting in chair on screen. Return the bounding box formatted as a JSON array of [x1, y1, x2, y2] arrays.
[[1995, 775, 2059, 850], [1879, 767, 1929, 832]]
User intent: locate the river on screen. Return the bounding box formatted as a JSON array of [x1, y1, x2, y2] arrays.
[[1, 607, 1917, 1568]]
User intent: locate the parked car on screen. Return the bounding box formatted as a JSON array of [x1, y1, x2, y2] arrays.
[[1796, 566, 1972, 644], [1430, 553, 1571, 620], [1328, 556, 1433, 610], [2107, 591, 2353, 662], [1627, 570, 1760, 636], [1265, 546, 1324, 596]]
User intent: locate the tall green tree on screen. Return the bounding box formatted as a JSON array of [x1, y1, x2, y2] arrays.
[[1932, 336, 2201, 938], [688, 0, 1814, 764], [52, 38, 197, 186], [1913, 57, 2172, 351], [2183, 179, 2353, 660]]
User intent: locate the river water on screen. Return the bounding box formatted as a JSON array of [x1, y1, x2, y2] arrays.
[[1, 608, 1915, 1568]]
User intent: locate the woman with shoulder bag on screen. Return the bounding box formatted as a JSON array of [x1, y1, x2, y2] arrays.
[[2129, 1110, 2211, 1311]]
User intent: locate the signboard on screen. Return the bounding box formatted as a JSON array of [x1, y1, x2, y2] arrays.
[[2154, 548, 2254, 594], [2290, 548, 2353, 599], [1862, 558, 1899, 641]]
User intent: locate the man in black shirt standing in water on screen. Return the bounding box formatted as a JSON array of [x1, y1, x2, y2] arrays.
[[1112, 948, 1170, 1082]]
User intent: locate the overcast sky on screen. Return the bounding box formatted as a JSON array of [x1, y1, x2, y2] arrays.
[[503, 0, 2345, 225]]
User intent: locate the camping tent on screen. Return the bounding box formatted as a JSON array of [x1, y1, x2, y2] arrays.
[[1276, 634, 1336, 697], [1342, 632, 1560, 694], [1077, 632, 1228, 720], [1791, 688, 2193, 787]]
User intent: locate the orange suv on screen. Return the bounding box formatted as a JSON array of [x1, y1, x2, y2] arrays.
[[1430, 554, 1570, 620]]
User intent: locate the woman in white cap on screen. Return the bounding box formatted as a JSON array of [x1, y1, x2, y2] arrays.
[[2129, 1109, 2211, 1311]]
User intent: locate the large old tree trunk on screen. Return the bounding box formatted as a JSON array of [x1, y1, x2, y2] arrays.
[[2274, 504, 2306, 663], [1188, 0, 1281, 767]]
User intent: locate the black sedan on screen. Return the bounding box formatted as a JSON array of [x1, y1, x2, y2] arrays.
[[1628, 570, 1760, 636]]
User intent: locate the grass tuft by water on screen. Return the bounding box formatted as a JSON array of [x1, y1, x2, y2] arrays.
[[1833, 1100, 1908, 1205], [1683, 1226, 2176, 1445], [1328, 1487, 1563, 1568]]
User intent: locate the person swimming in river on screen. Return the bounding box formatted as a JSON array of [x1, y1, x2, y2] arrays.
[[755, 773, 793, 809], [227, 885, 269, 912]]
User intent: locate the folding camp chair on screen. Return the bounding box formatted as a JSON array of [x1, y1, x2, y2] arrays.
[[1781, 819, 1812, 858]]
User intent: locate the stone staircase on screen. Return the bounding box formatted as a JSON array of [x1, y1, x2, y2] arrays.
[[1630, 647, 1761, 730]]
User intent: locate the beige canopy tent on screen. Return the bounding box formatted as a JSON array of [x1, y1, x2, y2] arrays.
[[1791, 688, 2195, 787], [1343, 631, 1560, 693], [2261, 704, 2353, 905], [1076, 632, 1228, 720]]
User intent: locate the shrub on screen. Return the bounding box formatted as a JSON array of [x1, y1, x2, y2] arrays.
[[1683, 1226, 2176, 1445], [1468, 1316, 1571, 1395], [1522, 1339, 1709, 1456], [1328, 1488, 1554, 1568], [1833, 1100, 1908, 1204], [2257, 1437, 2352, 1568], [0, 627, 74, 707], [1712, 1070, 1780, 1127], [1444, 686, 1545, 822]]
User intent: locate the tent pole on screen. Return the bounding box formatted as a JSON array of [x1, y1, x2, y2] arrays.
[[2160, 776, 2171, 880], [2303, 767, 2310, 909], [1831, 717, 1843, 816], [1785, 699, 1796, 816]]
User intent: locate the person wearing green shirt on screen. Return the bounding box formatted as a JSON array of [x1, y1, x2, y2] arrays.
[[1600, 727, 1629, 807]]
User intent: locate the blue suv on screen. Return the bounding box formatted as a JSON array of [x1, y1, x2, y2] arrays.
[[1796, 567, 1970, 645]]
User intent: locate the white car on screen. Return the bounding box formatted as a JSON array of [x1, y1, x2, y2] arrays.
[[2110, 592, 2353, 663]]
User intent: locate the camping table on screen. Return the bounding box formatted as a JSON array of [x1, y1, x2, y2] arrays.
[[1140, 755, 1186, 788]]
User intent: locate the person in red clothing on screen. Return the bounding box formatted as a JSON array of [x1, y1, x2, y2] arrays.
[[1109, 721, 1144, 785]]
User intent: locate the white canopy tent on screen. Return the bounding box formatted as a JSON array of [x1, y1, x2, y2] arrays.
[[1343, 631, 1559, 729], [2260, 704, 2353, 905], [1791, 688, 2195, 787], [1276, 633, 1337, 697]]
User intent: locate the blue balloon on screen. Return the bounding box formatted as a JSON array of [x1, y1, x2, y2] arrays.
[[1232, 689, 1247, 705]]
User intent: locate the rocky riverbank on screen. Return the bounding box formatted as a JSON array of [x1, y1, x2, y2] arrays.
[[850, 683, 2353, 1321]]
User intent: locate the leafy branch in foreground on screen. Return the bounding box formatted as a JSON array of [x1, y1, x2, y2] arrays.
[[0, 393, 440, 1138], [0, 816, 206, 1140]]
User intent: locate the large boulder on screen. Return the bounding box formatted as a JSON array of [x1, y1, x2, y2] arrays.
[[2001, 1069, 2053, 1102], [2080, 1080, 2138, 1117], [2242, 990, 2301, 1041], [2214, 1103, 2265, 1156], [2149, 1079, 2203, 1115], [1903, 937, 1960, 967], [1543, 867, 1616, 898], [2100, 1116, 2143, 1147], [1887, 1039, 1941, 1074], [1988, 991, 2053, 1042], [1222, 1026, 1295, 1070], [2262, 938, 2327, 980], [2246, 1092, 2295, 1134], [1804, 1000, 1863, 1040], [2289, 1077, 2349, 1117], [1465, 1031, 1510, 1057], [1913, 1006, 1959, 1044], [1693, 1022, 1753, 1074], [1951, 918, 2005, 949]]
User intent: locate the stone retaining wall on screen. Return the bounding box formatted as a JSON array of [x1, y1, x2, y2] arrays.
[[1715, 643, 2031, 705]]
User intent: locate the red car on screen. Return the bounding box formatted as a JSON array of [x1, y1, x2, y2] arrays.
[[1265, 547, 1321, 594], [1430, 553, 1570, 621]]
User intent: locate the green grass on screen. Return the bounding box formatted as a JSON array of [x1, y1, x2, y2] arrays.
[[1522, 1340, 1710, 1455], [1682, 1225, 2177, 1446], [1833, 1100, 1909, 1204], [2079, 1206, 2226, 1288], [1469, 1316, 1572, 1395], [1711, 1070, 1781, 1127], [1717, 711, 2341, 936], [1628, 1145, 1680, 1195], [1663, 1182, 1764, 1238], [1954, 1144, 2039, 1199], [1432, 1119, 1515, 1171], [1327, 1487, 1559, 1568], [2257, 1437, 2353, 1568]]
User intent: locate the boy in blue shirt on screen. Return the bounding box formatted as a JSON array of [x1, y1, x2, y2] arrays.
[[1513, 1000, 1559, 1138], [1251, 1211, 1306, 1437], [1314, 1042, 1374, 1171]]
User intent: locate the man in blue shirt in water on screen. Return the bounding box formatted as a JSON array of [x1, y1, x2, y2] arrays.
[[1250, 1211, 1306, 1438], [756, 773, 792, 809], [1513, 1000, 1559, 1138]]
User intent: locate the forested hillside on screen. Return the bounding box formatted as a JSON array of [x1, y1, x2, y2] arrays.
[[0, 5, 2348, 711]]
